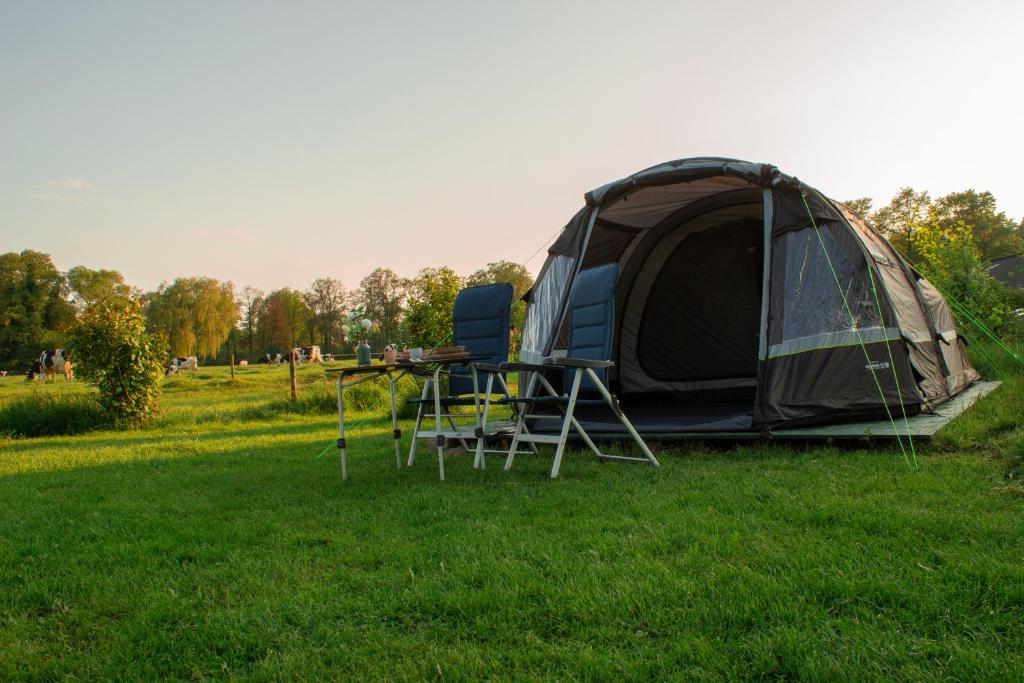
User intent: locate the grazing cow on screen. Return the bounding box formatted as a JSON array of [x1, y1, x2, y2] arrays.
[[27, 350, 73, 382], [302, 346, 322, 363], [165, 356, 199, 376], [0, 370, 8, 377], [238, 360, 248, 367]]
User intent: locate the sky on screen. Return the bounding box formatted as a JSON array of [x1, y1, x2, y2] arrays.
[[2, 1, 1022, 293]]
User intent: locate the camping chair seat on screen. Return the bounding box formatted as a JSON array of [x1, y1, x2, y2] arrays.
[[501, 263, 659, 478]]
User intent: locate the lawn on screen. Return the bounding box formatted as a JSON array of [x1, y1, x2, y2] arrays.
[[1, 360, 1022, 680]]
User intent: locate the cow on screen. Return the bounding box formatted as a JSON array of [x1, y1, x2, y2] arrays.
[[0, 371, 8, 377], [27, 350, 73, 382], [301, 346, 322, 363], [165, 356, 198, 376], [238, 360, 248, 367]]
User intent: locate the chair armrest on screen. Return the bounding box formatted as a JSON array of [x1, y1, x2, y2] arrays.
[[498, 361, 555, 373], [473, 362, 503, 373], [545, 357, 614, 369]]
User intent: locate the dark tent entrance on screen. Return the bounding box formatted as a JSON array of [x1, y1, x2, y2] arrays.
[[586, 194, 764, 432], [521, 158, 980, 435]]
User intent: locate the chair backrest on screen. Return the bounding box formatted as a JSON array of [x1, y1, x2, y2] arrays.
[[566, 263, 618, 392], [449, 283, 513, 396]]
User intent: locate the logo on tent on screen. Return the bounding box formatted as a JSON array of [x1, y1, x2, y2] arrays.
[[865, 361, 891, 371]]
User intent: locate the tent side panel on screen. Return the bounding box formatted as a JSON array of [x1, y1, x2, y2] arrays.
[[756, 193, 923, 426], [836, 204, 950, 404], [916, 278, 980, 396]]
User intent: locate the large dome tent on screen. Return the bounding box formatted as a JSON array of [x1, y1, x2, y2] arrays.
[[518, 157, 981, 435]]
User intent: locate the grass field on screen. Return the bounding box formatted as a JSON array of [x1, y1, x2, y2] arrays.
[[1, 360, 1023, 680]]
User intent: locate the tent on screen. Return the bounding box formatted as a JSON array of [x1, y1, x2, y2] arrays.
[[519, 157, 980, 434]]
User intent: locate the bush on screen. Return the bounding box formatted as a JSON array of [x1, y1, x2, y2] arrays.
[[66, 300, 168, 425], [0, 392, 108, 438]]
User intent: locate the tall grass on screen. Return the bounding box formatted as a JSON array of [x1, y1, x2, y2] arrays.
[[0, 391, 109, 437]]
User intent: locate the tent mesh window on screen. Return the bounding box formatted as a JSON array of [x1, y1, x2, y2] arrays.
[[771, 222, 881, 351]]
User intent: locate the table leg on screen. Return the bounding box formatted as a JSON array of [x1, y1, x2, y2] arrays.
[[336, 374, 347, 480], [388, 373, 401, 468], [433, 367, 445, 481]]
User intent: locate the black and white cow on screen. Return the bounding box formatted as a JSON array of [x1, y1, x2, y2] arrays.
[[27, 349, 73, 382], [165, 356, 198, 376]]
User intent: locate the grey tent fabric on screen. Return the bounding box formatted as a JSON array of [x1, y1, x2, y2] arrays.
[[519, 157, 980, 432]]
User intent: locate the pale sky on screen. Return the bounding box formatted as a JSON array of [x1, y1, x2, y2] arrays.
[[2, 1, 1022, 293]]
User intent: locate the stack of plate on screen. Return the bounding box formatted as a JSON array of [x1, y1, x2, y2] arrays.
[[424, 345, 467, 361]]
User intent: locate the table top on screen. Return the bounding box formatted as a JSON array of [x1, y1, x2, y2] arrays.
[[325, 353, 487, 377]]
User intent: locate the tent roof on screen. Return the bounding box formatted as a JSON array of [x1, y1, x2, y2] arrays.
[[584, 157, 800, 208]]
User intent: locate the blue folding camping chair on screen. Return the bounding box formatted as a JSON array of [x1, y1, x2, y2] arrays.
[[500, 263, 659, 478], [407, 282, 533, 479]]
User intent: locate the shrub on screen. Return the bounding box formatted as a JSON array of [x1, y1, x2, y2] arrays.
[[0, 392, 108, 438], [66, 300, 168, 425]]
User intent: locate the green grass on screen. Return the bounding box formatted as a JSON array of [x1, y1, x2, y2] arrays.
[[1, 359, 1022, 679]]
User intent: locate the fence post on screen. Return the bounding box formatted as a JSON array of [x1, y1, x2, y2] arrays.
[[289, 350, 298, 402], [230, 352, 235, 380]]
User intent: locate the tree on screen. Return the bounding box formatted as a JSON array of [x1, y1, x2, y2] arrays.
[[466, 260, 533, 340], [931, 190, 1023, 261], [304, 278, 347, 353], [841, 198, 873, 220], [65, 266, 130, 310], [146, 277, 239, 359], [404, 267, 464, 348], [260, 288, 309, 350], [355, 268, 407, 349], [871, 188, 931, 263], [66, 299, 167, 424], [912, 217, 1012, 334], [238, 286, 264, 361], [0, 250, 75, 363]]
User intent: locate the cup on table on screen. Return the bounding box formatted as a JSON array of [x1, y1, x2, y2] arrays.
[[410, 347, 423, 360]]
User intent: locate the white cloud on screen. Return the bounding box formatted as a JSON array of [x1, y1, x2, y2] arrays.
[[26, 192, 89, 204], [42, 177, 96, 192]]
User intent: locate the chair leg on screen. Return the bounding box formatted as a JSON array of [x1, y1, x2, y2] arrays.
[[550, 368, 584, 479], [587, 368, 659, 467], [407, 378, 429, 467], [498, 372, 539, 454], [475, 373, 494, 469], [433, 368, 445, 481], [535, 374, 603, 460], [504, 372, 537, 471]]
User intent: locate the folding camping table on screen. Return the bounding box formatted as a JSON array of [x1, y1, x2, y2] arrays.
[[326, 353, 490, 480]]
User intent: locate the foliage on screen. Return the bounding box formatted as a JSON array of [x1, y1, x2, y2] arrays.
[[238, 286, 264, 362], [260, 288, 310, 350], [0, 250, 76, 364], [0, 390, 107, 437], [304, 278, 347, 353], [912, 218, 1015, 335], [65, 265, 131, 311], [931, 190, 1024, 261], [146, 277, 239, 359], [841, 197, 873, 220], [871, 188, 932, 263], [355, 267, 407, 349], [466, 260, 533, 346], [870, 187, 1024, 264], [66, 299, 168, 424], [403, 267, 463, 348]]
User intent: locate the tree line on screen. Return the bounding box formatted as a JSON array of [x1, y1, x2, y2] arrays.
[[0, 257, 532, 367], [843, 189, 1024, 333]]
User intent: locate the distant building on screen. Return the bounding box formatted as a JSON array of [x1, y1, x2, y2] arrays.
[[987, 254, 1024, 289]]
